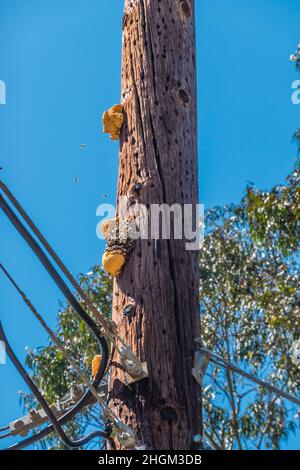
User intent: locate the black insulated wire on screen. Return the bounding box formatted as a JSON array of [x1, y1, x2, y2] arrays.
[[0, 432, 12, 440], [0, 323, 109, 449], [0, 193, 102, 341], [0, 262, 110, 449], [0, 190, 111, 449], [0, 426, 9, 434], [0, 180, 113, 339]]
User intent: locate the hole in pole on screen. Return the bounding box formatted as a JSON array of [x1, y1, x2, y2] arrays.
[[160, 406, 178, 423], [178, 88, 190, 105], [179, 1, 191, 19]]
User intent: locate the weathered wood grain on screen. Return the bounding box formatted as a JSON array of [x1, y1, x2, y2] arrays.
[[108, 0, 201, 450]]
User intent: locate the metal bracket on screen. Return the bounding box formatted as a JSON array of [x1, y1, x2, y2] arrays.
[[9, 404, 64, 437], [120, 347, 148, 384], [7, 382, 107, 438], [113, 419, 137, 450], [192, 339, 211, 386], [116, 430, 137, 450], [125, 362, 148, 385]]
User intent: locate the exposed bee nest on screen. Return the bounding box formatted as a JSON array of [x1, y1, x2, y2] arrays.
[[91, 355, 102, 379], [101, 217, 137, 276], [102, 104, 124, 141]]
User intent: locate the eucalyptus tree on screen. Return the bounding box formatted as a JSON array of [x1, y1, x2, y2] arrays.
[[201, 165, 300, 449]]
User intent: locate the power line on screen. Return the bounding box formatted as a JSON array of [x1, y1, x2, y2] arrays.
[[0, 180, 120, 345], [0, 262, 107, 408], [201, 348, 300, 408], [0, 432, 12, 440], [0, 179, 146, 380], [0, 181, 142, 450], [0, 323, 109, 449], [0, 264, 135, 449]]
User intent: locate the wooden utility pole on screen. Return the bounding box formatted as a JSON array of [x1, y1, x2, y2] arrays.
[[109, 0, 200, 450]]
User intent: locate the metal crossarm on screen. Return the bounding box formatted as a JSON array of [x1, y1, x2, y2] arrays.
[[0, 323, 109, 449], [0, 180, 147, 380], [0, 180, 142, 449]]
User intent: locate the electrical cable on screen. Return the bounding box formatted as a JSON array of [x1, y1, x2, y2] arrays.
[[0, 193, 105, 349], [0, 191, 116, 403], [0, 323, 109, 449], [0, 183, 139, 450], [0, 180, 123, 347], [0, 262, 107, 406], [8, 391, 102, 451], [0, 432, 13, 440], [0, 426, 9, 434], [201, 348, 300, 408], [0, 180, 147, 387], [0, 194, 111, 448]]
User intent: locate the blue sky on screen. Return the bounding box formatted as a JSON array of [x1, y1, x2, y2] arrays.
[[0, 0, 299, 449]]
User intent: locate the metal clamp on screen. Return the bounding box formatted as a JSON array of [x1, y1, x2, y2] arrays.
[[120, 347, 148, 384], [103, 406, 137, 450], [9, 405, 64, 438], [113, 419, 137, 450], [192, 339, 211, 386]]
